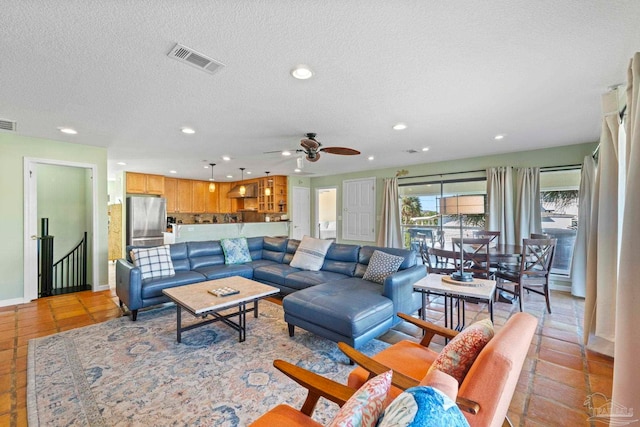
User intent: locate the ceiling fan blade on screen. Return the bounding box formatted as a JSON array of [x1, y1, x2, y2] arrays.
[[300, 138, 320, 151], [320, 146, 361, 155]]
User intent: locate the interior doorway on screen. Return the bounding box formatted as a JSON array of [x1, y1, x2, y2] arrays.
[[315, 187, 337, 240], [23, 158, 100, 301]]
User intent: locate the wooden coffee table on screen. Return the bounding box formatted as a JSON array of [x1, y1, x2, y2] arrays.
[[162, 276, 279, 343]]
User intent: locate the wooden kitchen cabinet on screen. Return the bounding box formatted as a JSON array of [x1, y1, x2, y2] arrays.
[[164, 178, 178, 213], [258, 175, 287, 213], [192, 180, 207, 213], [217, 182, 232, 213], [177, 179, 193, 213], [126, 172, 165, 195], [206, 183, 219, 213]]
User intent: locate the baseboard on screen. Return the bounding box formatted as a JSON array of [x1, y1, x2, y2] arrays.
[[0, 297, 29, 308], [93, 284, 111, 291]]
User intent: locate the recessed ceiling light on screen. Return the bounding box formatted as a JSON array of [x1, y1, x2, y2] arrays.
[[392, 123, 407, 131], [117, 162, 127, 166], [282, 151, 292, 156], [204, 165, 209, 168], [294, 168, 301, 173], [222, 156, 231, 161], [368, 156, 375, 161], [181, 127, 195, 134], [58, 127, 77, 134], [169, 170, 177, 174], [246, 171, 252, 175], [290, 65, 313, 80], [494, 134, 505, 140], [422, 147, 430, 152], [226, 174, 233, 178]]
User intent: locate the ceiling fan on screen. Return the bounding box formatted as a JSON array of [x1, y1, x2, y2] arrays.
[[298, 133, 360, 162]]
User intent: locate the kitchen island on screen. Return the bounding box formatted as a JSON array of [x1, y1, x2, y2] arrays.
[[164, 221, 290, 244]]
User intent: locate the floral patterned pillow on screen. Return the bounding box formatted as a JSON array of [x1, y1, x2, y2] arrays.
[[328, 370, 392, 427], [427, 318, 494, 384], [220, 237, 252, 265], [377, 385, 470, 427]]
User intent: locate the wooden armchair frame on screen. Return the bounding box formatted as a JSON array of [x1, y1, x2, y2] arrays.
[[338, 313, 480, 415]]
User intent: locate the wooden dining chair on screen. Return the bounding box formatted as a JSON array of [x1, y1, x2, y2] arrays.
[[473, 230, 500, 245], [494, 238, 557, 313], [425, 247, 461, 275], [451, 237, 492, 279]]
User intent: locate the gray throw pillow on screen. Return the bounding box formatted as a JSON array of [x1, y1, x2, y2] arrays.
[[290, 235, 333, 271], [363, 250, 405, 284]]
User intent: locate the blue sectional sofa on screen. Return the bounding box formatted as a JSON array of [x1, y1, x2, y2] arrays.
[[116, 236, 425, 348]]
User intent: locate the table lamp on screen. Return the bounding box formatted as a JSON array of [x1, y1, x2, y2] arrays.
[[440, 195, 485, 283]]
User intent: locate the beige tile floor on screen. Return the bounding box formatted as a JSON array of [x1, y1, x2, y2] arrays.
[[0, 265, 613, 426]]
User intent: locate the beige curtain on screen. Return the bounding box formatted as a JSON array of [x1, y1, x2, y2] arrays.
[[486, 167, 515, 245], [376, 178, 403, 248], [613, 52, 640, 416], [515, 167, 541, 244], [569, 155, 596, 298], [583, 91, 620, 355]]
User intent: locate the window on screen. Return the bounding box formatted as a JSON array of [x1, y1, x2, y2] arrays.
[[539, 169, 581, 275]]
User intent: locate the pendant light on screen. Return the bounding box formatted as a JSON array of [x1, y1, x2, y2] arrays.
[[264, 171, 271, 196], [208, 163, 216, 192], [239, 168, 246, 196]]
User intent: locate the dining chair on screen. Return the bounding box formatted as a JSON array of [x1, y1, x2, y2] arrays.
[[451, 237, 492, 279], [425, 246, 461, 275], [530, 233, 549, 239], [494, 238, 557, 313]]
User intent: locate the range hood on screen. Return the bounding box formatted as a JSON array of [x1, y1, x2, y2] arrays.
[[227, 183, 258, 198]]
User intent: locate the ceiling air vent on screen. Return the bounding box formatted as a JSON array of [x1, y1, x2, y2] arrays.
[[167, 43, 225, 75], [0, 119, 17, 131]]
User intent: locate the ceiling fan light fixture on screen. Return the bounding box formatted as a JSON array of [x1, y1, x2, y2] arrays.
[[291, 65, 313, 80]]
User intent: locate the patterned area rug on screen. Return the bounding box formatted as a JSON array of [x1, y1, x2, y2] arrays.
[[27, 302, 388, 426]]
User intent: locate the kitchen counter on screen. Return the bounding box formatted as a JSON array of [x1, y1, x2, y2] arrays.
[[164, 221, 290, 244]]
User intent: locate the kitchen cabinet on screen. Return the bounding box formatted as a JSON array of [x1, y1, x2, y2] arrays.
[[217, 182, 232, 213], [206, 183, 219, 213], [126, 172, 164, 195], [163, 178, 178, 213], [192, 180, 207, 213], [177, 179, 193, 213], [258, 175, 287, 213]]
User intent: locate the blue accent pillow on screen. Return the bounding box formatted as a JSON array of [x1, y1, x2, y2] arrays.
[[377, 385, 470, 427], [220, 238, 252, 265]]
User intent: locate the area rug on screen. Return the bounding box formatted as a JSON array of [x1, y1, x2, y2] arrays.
[[27, 302, 388, 426]]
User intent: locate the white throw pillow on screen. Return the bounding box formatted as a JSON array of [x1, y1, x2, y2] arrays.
[[289, 235, 333, 271], [130, 245, 175, 281]]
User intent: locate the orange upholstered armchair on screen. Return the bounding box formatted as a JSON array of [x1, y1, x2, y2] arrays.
[[339, 312, 538, 427]]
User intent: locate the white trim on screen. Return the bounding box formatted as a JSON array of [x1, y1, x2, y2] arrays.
[[23, 157, 100, 301], [0, 297, 29, 308]]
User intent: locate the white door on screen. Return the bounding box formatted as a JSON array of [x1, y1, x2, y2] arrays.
[[291, 187, 311, 240], [342, 177, 376, 241]]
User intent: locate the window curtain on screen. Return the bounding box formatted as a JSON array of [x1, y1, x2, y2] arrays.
[[569, 155, 596, 298], [613, 52, 640, 416], [376, 177, 402, 248], [515, 167, 542, 244], [486, 167, 515, 245], [583, 90, 620, 356]]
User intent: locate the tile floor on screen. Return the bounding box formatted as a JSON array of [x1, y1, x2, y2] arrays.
[[0, 272, 613, 427]]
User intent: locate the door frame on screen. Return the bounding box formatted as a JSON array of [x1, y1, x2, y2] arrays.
[[314, 186, 338, 239], [23, 157, 100, 301]]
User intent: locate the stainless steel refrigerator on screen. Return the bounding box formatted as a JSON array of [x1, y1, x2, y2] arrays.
[[126, 196, 167, 247]]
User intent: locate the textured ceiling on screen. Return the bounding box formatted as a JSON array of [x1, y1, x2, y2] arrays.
[[1, 1, 639, 181]]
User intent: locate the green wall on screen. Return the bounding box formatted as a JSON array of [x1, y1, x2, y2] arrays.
[[0, 134, 108, 304], [311, 142, 597, 246]]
